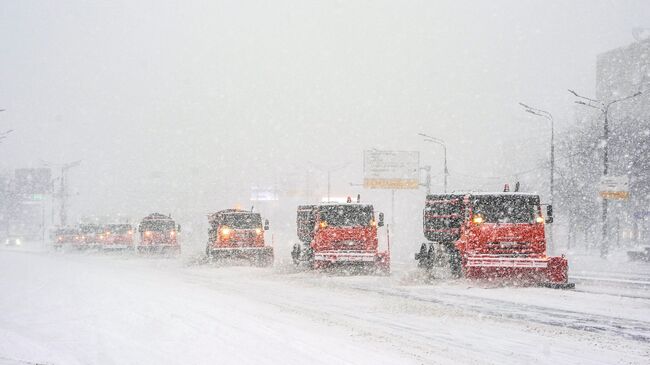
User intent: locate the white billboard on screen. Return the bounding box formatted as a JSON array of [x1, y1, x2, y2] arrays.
[[598, 175, 630, 200], [363, 150, 419, 189]]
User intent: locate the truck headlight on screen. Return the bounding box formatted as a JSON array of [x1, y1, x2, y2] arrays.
[[221, 227, 231, 236]]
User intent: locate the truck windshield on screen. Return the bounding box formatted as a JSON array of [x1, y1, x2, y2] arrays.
[[107, 224, 133, 234], [221, 214, 262, 229], [80, 225, 102, 234], [319, 205, 373, 227], [140, 220, 176, 232], [471, 195, 539, 224], [57, 229, 78, 235], [425, 199, 464, 229]]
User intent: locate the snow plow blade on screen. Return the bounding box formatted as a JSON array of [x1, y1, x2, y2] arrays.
[[207, 246, 274, 266], [313, 250, 390, 274], [137, 245, 181, 255], [464, 255, 573, 288]]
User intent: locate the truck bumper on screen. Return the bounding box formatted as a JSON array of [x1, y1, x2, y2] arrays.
[[465, 256, 549, 268], [464, 255, 572, 287], [208, 246, 273, 256], [312, 250, 390, 274], [314, 250, 378, 262], [103, 244, 133, 250]]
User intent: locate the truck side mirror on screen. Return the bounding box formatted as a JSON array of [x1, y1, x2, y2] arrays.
[[264, 219, 269, 230], [177, 224, 181, 232], [378, 212, 385, 227], [546, 205, 553, 224]]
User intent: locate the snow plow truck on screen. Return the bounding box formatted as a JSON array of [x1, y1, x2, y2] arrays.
[[137, 213, 181, 254], [78, 223, 103, 249], [291, 197, 390, 274], [51, 227, 81, 249], [205, 209, 273, 266], [101, 223, 135, 250], [415, 191, 574, 288]]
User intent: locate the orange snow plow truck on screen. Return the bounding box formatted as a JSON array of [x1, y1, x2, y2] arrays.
[[291, 198, 390, 274], [102, 223, 135, 250], [137, 213, 181, 254], [415, 192, 574, 288], [205, 209, 273, 267]]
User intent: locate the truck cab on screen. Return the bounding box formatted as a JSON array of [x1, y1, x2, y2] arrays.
[[416, 192, 571, 287], [137, 213, 181, 254], [79, 224, 103, 248], [292, 200, 390, 274], [103, 223, 135, 250], [52, 227, 80, 248], [206, 209, 273, 266]]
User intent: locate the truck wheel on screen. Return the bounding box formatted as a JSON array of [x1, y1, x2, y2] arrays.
[[417, 243, 428, 268], [448, 247, 462, 279], [291, 244, 301, 265], [264, 253, 274, 267], [427, 243, 436, 269]]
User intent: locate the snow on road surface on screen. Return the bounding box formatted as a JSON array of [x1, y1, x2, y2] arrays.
[[1, 247, 649, 365]]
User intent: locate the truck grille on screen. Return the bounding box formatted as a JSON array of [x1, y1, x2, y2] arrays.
[[333, 240, 364, 250], [486, 241, 535, 255]]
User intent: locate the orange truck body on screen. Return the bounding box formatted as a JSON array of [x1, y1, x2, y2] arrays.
[[137, 213, 180, 254], [415, 193, 572, 288], [101, 224, 135, 250], [205, 209, 273, 266], [292, 202, 390, 274]]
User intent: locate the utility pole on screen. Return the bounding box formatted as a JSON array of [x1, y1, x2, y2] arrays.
[[390, 189, 396, 226], [311, 162, 349, 202], [418, 133, 448, 193], [519, 102, 555, 252], [569, 89, 643, 257], [45, 160, 81, 227], [419, 165, 431, 194]]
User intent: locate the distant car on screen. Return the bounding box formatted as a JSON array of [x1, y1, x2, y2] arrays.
[[5, 236, 23, 246], [628, 246, 650, 262]]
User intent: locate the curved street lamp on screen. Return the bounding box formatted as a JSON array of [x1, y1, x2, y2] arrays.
[[418, 133, 448, 193], [519, 102, 555, 251], [568, 88, 643, 257]]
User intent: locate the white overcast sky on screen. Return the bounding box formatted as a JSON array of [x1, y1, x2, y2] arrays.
[[1, 0, 649, 222]]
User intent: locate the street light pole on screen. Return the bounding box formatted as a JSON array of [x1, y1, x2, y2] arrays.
[[311, 162, 349, 202], [519, 103, 555, 251], [327, 170, 331, 202], [418, 133, 448, 193], [519, 103, 554, 204], [43, 160, 81, 227], [569, 89, 643, 257], [419, 165, 431, 194]]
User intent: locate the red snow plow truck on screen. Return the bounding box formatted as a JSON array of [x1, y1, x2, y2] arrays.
[[102, 223, 135, 250], [291, 198, 390, 274], [137, 213, 181, 254], [415, 192, 574, 288], [205, 209, 273, 266]]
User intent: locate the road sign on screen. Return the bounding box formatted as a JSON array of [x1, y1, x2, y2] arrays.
[[363, 150, 419, 189], [598, 175, 629, 200]]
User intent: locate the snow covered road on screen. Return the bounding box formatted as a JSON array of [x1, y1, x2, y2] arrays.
[[1, 248, 649, 364]]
